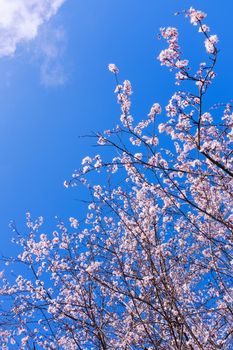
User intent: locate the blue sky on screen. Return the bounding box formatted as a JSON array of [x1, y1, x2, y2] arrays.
[[0, 0, 233, 255]]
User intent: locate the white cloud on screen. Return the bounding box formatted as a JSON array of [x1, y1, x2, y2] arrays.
[[0, 0, 66, 57], [37, 25, 68, 86]]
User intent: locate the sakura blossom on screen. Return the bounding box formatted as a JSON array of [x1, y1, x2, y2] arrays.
[[148, 103, 161, 119], [186, 7, 207, 26], [0, 6, 232, 350], [205, 34, 219, 54], [108, 63, 119, 73]]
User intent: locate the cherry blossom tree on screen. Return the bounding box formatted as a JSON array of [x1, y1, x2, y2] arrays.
[[0, 7, 233, 350]]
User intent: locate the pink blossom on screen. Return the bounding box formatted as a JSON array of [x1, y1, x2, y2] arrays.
[[0, 7, 232, 350], [199, 24, 210, 33], [175, 59, 189, 68], [205, 34, 218, 53], [187, 7, 207, 25], [108, 63, 119, 73], [69, 217, 79, 228], [148, 103, 161, 119]]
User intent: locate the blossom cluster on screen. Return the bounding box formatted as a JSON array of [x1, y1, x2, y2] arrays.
[[0, 7, 232, 350]]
